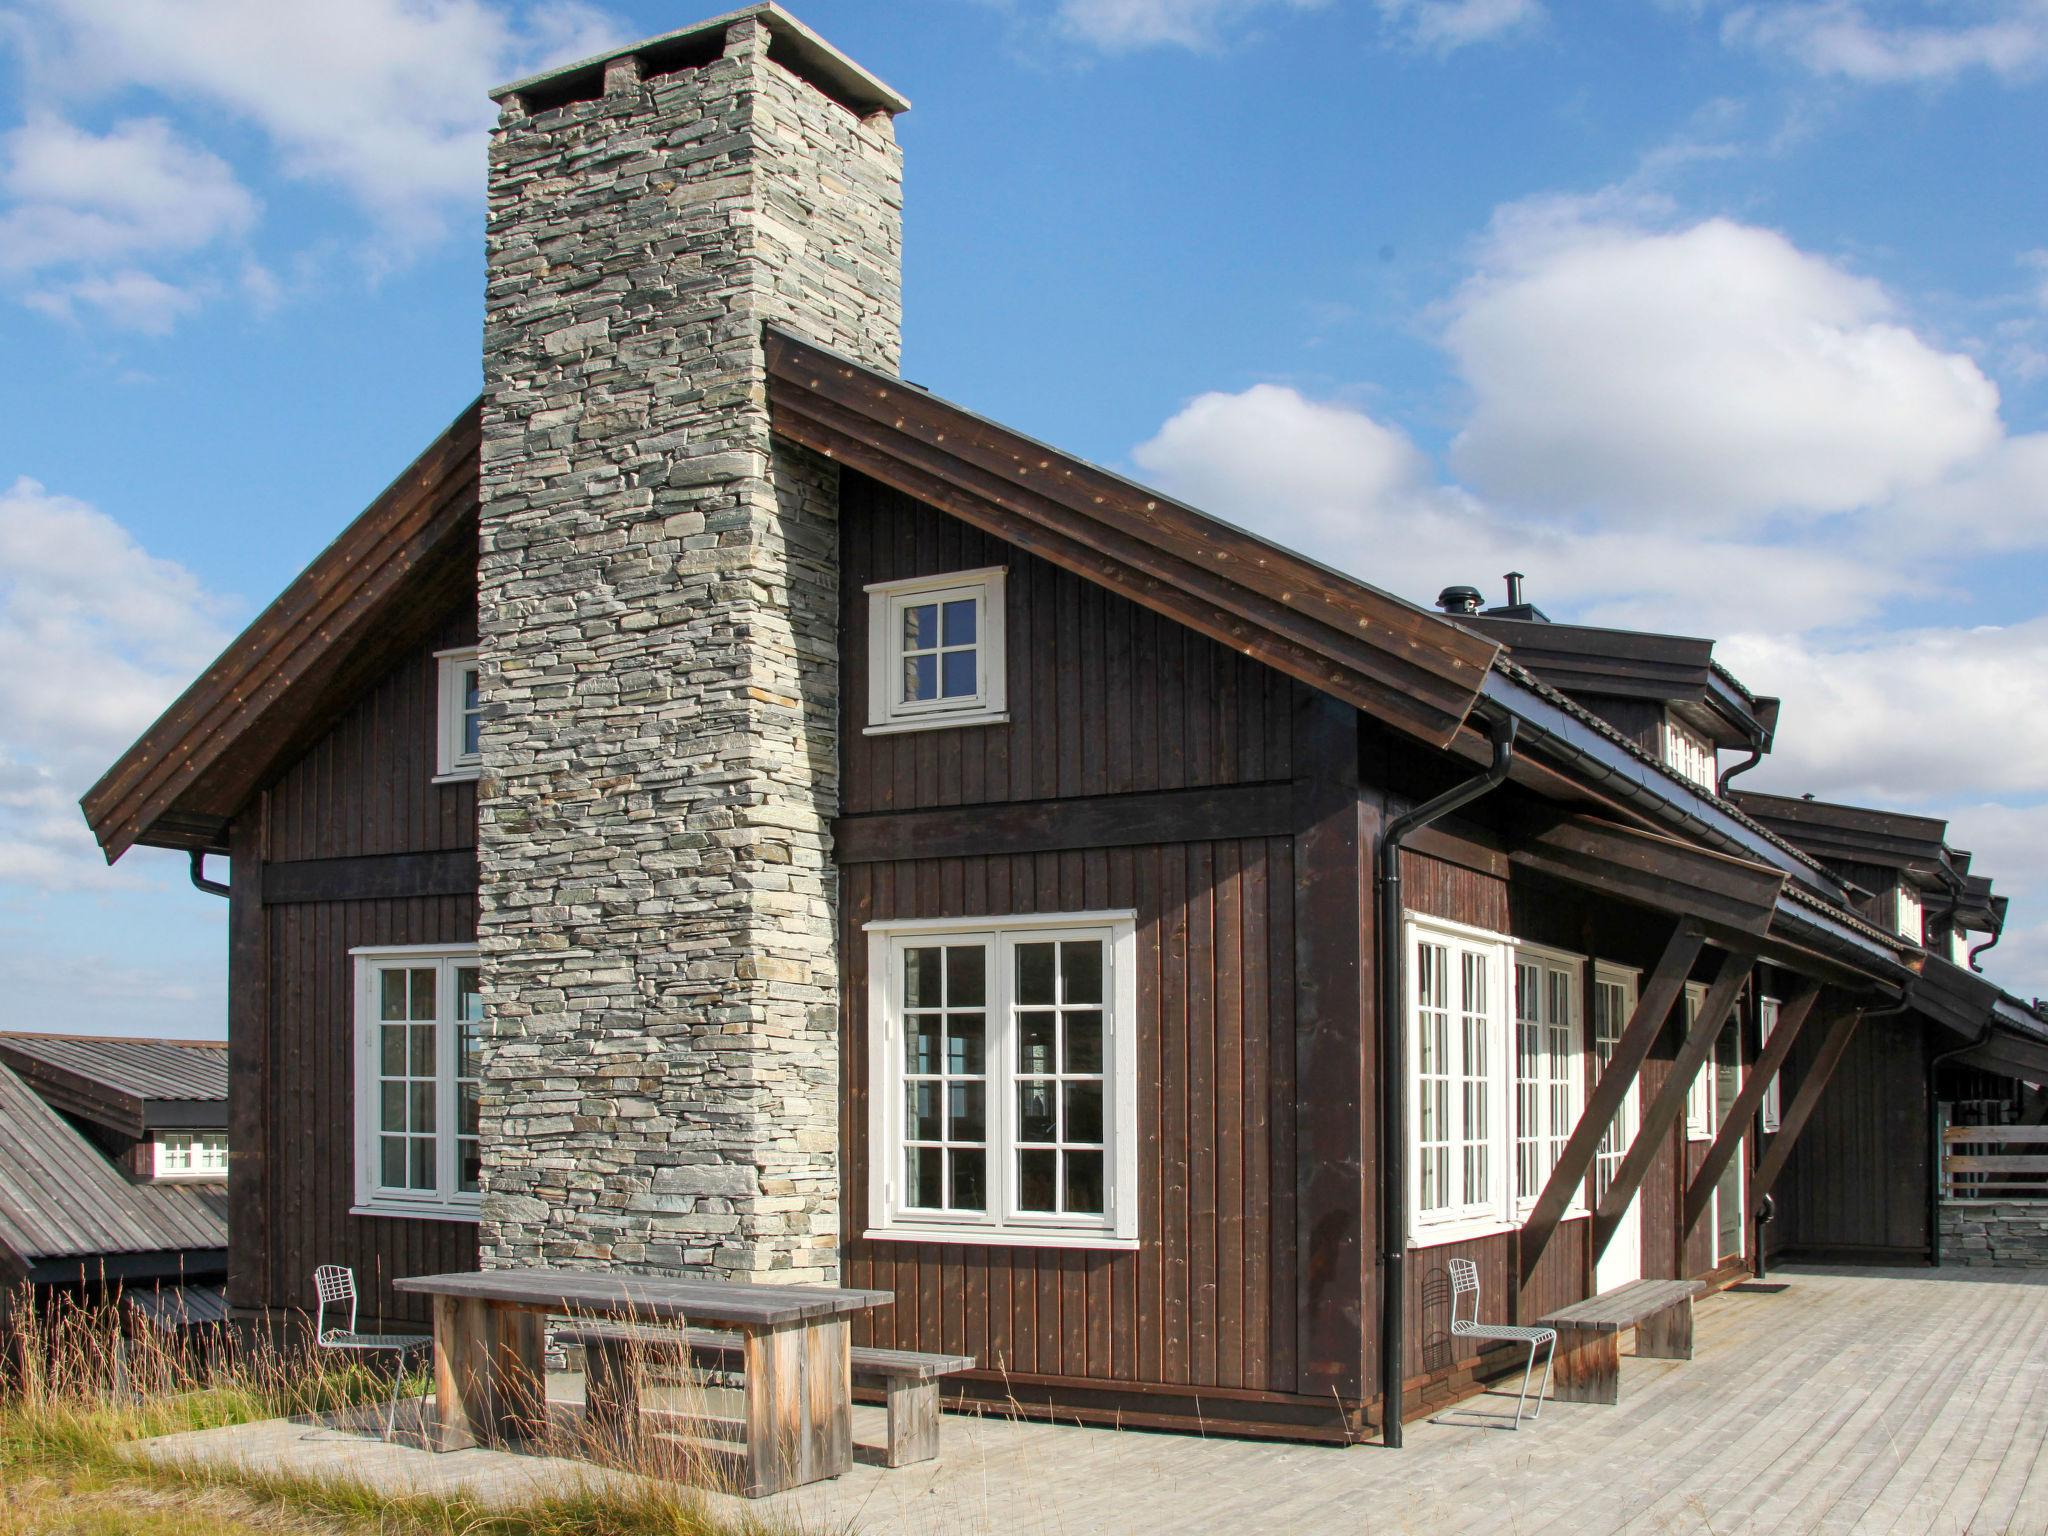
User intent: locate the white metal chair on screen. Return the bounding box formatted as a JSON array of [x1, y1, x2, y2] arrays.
[[1444, 1256, 1556, 1429], [313, 1265, 432, 1443]]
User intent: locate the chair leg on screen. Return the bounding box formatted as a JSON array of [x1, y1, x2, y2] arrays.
[[1529, 1335, 1555, 1423], [385, 1354, 403, 1444], [1513, 1340, 1537, 1429]]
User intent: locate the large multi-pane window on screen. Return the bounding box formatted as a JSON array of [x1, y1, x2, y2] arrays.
[[864, 568, 1009, 734], [867, 913, 1137, 1248], [1410, 917, 1589, 1244], [1590, 965, 1641, 1210], [352, 945, 484, 1220], [1514, 948, 1585, 1210]]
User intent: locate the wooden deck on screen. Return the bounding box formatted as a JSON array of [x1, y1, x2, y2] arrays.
[[137, 1266, 2048, 1535]]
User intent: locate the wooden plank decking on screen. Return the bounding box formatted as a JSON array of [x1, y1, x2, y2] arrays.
[[137, 1266, 2048, 1535]]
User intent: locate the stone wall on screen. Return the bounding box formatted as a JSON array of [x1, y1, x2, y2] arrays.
[[473, 13, 903, 1283], [1940, 1201, 2048, 1267]]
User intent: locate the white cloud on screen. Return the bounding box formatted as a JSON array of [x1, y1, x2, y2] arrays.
[[14, 0, 622, 243], [1721, 619, 2048, 804], [0, 477, 237, 893], [1375, 0, 1544, 51], [1446, 210, 2003, 523], [1054, 0, 1324, 50], [1725, 1, 2048, 84], [0, 114, 255, 277], [26, 268, 202, 334], [1129, 380, 1922, 635]]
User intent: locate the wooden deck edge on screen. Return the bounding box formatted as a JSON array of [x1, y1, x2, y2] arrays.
[[932, 1374, 1367, 1445]]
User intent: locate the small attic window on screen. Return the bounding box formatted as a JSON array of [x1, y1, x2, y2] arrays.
[[1660, 712, 1718, 794], [436, 648, 483, 782], [865, 569, 1008, 735]]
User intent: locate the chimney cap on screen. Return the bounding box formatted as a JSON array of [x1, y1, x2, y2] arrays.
[[492, 3, 911, 118], [1436, 585, 1485, 615]]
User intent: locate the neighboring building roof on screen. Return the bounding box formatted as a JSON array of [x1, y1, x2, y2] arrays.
[[1730, 791, 1991, 919], [81, 401, 480, 862], [0, 1061, 228, 1282], [1454, 612, 1778, 752], [0, 1033, 226, 1136], [126, 1282, 231, 1331]]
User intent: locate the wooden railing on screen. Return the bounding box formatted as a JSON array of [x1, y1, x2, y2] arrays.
[[1942, 1124, 2048, 1200]]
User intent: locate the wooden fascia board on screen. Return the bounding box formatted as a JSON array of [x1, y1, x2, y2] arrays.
[[765, 330, 1498, 751], [1907, 958, 2002, 1039], [1507, 812, 1786, 937], [0, 1049, 146, 1139], [82, 404, 482, 861]]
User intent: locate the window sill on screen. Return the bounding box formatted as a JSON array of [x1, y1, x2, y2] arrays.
[[352, 1202, 480, 1225], [431, 768, 481, 785], [1409, 1208, 1585, 1250], [864, 1223, 1138, 1252], [863, 713, 1010, 738]]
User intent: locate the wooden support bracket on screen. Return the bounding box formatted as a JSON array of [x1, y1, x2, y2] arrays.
[[1520, 920, 1704, 1276], [1680, 981, 1823, 1237], [1750, 1009, 1866, 1206], [1592, 945, 1755, 1260]]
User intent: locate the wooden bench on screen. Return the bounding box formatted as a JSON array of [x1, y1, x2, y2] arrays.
[[559, 1322, 976, 1469], [1536, 1278, 1705, 1405]]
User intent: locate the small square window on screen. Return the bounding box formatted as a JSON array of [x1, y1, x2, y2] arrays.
[[865, 568, 1008, 734], [435, 648, 483, 780]]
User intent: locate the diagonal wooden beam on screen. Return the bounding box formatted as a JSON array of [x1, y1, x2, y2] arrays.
[[1681, 981, 1823, 1237], [1592, 945, 1756, 1260], [1750, 1009, 1865, 1206], [1520, 920, 1705, 1277]]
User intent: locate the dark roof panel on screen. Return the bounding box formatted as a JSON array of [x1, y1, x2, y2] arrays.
[[0, 1033, 226, 1104], [0, 1062, 228, 1265]]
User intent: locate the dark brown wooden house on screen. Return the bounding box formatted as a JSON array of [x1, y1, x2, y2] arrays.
[[77, 1, 2048, 1445]]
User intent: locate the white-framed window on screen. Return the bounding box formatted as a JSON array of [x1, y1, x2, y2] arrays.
[[1949, 927, 1972, 966], [435, 647, 483, 781], [1683, 982, 1714, 1140], [1660, 712, 1718, 793], [866, 911, 1138, 1249], [1590, 962, 1641, 1208], [1408, 915, 1591, 1245], [1895, 881, 1925, 945], [351, 944, 483, 1221], [1512, 945, 1586, 1215], [864, 568, 1008, 735], [1759, 994, 1782, 1134], [153, 1131, 227, 1179]]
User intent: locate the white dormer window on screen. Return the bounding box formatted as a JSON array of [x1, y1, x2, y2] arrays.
[[1896, 881, 1926, 945], [154, 1131, 227, 1180], [1660, 712, 1718, 793], [865, 568, 1008, 735], [435, 648, 483, 781], [1950, 927, 1972, 966]]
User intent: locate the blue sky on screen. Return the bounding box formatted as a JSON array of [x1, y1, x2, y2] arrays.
[[1, 0, 2045, 1039]]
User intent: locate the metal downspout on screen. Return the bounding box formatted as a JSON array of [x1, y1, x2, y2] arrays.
[[1378, 713, 1517, 1448], [1968, 929, 2001, 972], [1718, 745, 1764, 789], [189, 850, 230, 898], [1928, 1013, 1994, 1268]]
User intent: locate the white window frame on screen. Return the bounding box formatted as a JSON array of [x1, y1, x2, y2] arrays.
[[1758, 994, 1783, 1134], [864, 567, 1009, 735], [1590, 960, 1643, 1202], [435, 647, 483, 782], [350, 943, 483, 1222], [152, 1131, 227, 1180], [1660, 711, 1718, 794], [1683, 981, 1714, 1140], [865, 910, 1138, 1249], [1895, 880, 1926, 945], [1406, 914, 1508, 1245], [1511, 942, 1587, 1220]]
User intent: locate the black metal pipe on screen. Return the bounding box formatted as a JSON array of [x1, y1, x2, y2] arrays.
[[1969, 928, 2001, 972], [1377, 712, 1516, 1448], [1928, 1014, 1993, 1267], [189, 850, 229, 898], [1718, 745, 1764, 789]]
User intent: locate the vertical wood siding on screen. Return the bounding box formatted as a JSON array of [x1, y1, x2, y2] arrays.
[[841, 840, 1300, 1394], [839, 474, 1295, 815], [241, 615, 480, 1328]]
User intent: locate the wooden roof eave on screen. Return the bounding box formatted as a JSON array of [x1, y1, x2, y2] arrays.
[[763, 327, 1500, 753], [1505, 810, 1787, 939], [81, 400, 483, 863]]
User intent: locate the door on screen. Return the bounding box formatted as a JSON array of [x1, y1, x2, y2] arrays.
[[1711, 1016, 1745, 1263], [1591, 969, 1642, 1292]]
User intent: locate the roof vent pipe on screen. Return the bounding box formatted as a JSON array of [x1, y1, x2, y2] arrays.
[[1436, 585, 1484, 615], [1504, 571, 1526, 608]]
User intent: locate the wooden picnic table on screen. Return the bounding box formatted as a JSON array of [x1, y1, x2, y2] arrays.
[[392, 1269, 892, 1495]]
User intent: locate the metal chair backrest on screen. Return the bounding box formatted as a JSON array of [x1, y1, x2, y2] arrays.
[[1448, 1256, 1480, 1333], [314, 1265, 358, 1340]]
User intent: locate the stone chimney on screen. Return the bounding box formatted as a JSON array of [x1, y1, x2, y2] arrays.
[[474, 5, 907, 1283]]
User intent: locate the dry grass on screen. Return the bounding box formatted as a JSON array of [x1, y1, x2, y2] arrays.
[[0, 1288, 814, 1536]]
